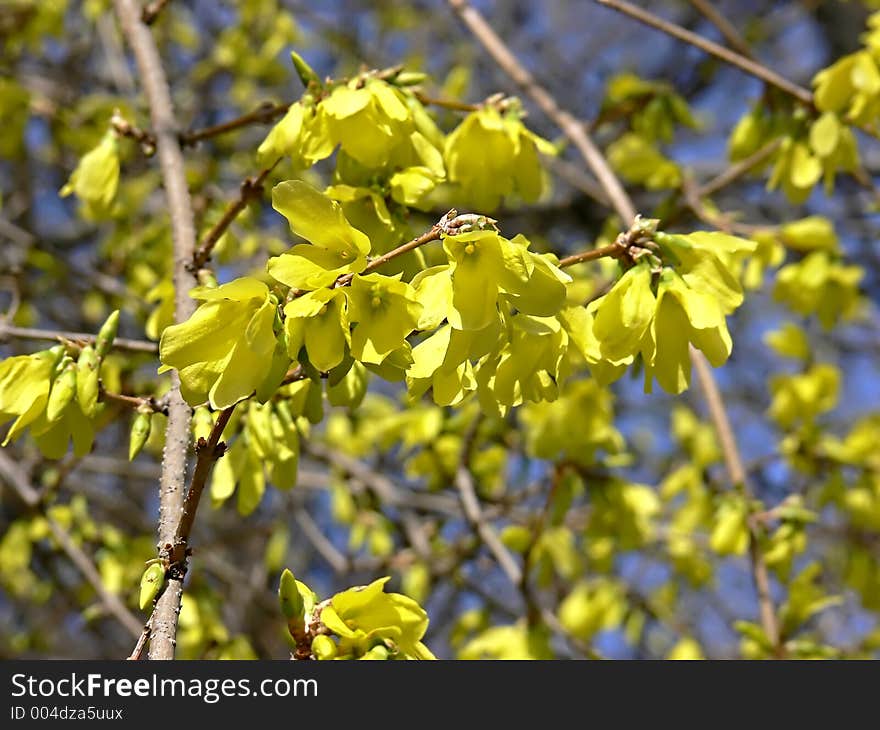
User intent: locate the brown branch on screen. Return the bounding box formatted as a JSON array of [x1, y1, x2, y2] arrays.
[[413, 91, 480, 112], [520, 468, 566, 627], [0, 323, 158, 353], [141, 0, 171, 25], [0, 451, 144, 640], [557, 241, 626, 268], [454, 418, 522, 585], [180, 102, 290, 147], [689, 347, 782, 655], [171, 405, 236, 554], [111, 110, 156, 156], [302, 441, 436, 558], [544, 156, 611, 207], [696, 138, 781, 198], [294, 508, 350, 574], [687, 0, 755, 60], [127, 618, 152, 660], [289, 215, 450, 300], [448, 0, 637, 223], [336, 225, 444, 287], [98, 386, 168, 415], [114, 0, 198, 660], [192, 161, 280, 271], [596, 0, 813, 107]]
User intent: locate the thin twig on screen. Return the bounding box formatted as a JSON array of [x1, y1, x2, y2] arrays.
[[114, 0, 198, 660], [697, 138, 781, 198], [127, 618, 152, 660], [141, 0, 171, 25], [171, 405, 236, 555], [557, 241, 625, 268], [181, 102, 290, 146], [454, 418, 522, 585], [687, 0, 755, 59], [336, 225, 444, 285], [689, 347, 782, 655], [111, 110, 156, 156], [290, 215, 449, 300], [413, 91, 480, 112], [294, 508, 349, 573], [596, 0, 813, 107], [99, 386, 169, 415], [192, 160, 280, 270], [0, 323, 158, 353], [448, 0, 637, 223]]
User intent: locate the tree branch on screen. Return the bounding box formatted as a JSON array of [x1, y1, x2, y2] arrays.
[[557, 241, 626, 268], [0, 323, 158, 354], [454, 418, 522, 585], [596, 0, 813, 107], [114, 0, 198, 660], [192, 161, 280, 271], [689, 346, 782, 655], [181, 102, 290, 146], [127, 618, 152, 660], [448, 0, 637, 223], [687, 0, 755, 60], [141, 0, 171, 25], [171, 405, 235, 555], [696, 138, 781, 198]]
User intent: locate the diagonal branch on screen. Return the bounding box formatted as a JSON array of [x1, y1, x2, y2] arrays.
[[596, 0, 813, 106], [687, 0, 755, 60], [180, 102, 290, 147], [192, 161, 280, 271], [455, 418, 522, 585], [114, 0, 197, 660], [690, 346, 781, 655], [447, 0, 637, 223]]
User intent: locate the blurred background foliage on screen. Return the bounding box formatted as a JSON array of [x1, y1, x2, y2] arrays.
[[1, 0, 880, 659]]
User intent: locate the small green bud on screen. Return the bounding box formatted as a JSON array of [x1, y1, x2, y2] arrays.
[[279, 568, 305, 622], [197, 270, 218, 288], [393, 71, 428, 86], [255, 338, 291, 404], [291, 51, 320, 89], [95, 309, 120, 359], [500, 525, 533, 554], [311, 634, 337, 661], [46, 361, 76, 422], [128, 409, 152, 461], [46, 345, 66, 367], [360, 644, 390, 660], [192, 406, 214, 442], [139, 562, 165, 611], [75, 345, 100, 417]]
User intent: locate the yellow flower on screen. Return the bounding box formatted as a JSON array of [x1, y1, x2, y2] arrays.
[[159, 277, 277, 408]]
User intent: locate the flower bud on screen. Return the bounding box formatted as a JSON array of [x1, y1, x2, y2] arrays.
[[128, 409, 152, 461], [291, 51, 320, 88], [360, 644, 390, 660], [311, 634, 337, 661], [95, 309, 119, 359], [139, 562, 165, 611], [192, 406, 214, 442], [278, 568, 305, 621], [46, 360, 76, 422], [76, 345, 100, 417]]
